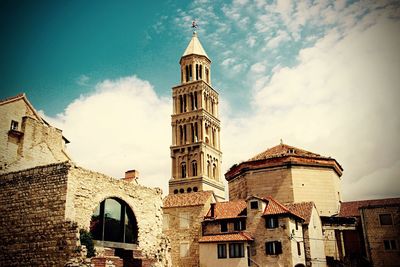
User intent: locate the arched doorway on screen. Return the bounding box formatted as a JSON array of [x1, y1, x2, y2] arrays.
[[90, 197, 138, 244], [294, 264, 306, 267]]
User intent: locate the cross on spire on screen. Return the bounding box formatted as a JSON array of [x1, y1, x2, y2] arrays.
[[192, 20, 198, 33]]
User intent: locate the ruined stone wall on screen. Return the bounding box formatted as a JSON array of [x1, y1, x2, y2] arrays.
[[0, 163, 79, 266], [65, 164, 169, 267]]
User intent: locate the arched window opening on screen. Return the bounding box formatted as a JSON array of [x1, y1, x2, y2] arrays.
[[189, 65, 193, 81], [183, 94, 187, 112], [183, 124, 187, 144], [185, 65, 189, 82], [190, 93, 194, 111], [90, 198, 138, 244], [196, 64, 199, 80], [211, 100, 214, 115], [193, 187, 198, 192], [194, 92, 198, 109], [181, 162, 187, 178], [213, 163, 217, 179], [191, 124, 195, 143], [194, 122, 198, 142], [181, 70, 183, 83], [212, 129, 216, 147], [207, 161, 211, 177], [205, 68, 209, 83], [179, 126, 183, 145], [187, 187, 192, 193], [179, 95, 183, 113], [199, 65, 203, 79], [192, 160, 197, 176], [174, 189, 179, 194], [179, 188, 184, 193]]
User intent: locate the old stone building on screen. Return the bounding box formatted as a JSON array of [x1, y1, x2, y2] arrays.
[[199, 196, 309, 267], [340, 198, 400, 267], [163, 30, 225, 266], [0, 94, 170, 266]]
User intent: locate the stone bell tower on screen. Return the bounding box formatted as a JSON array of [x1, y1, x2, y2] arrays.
[[169, 31, 225, 201]]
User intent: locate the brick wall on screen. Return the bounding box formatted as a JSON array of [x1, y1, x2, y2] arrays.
[[0, 163, 79, 266]]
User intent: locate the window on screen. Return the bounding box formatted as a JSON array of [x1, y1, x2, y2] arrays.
[[212, 163, 217, 179], [180, 212, 190, 228], [221, 221, 228, 232], [384, 240, 397, 250], [297, 242, 301, 255], [191, 161, 197, 176], [163, 214, 169, 230], [189, 64, 193, 81], [196, 64, 199, 80], [173, 189, 178, 194], [265, 217, 278, 229], [90, 198, 138, 244], [295, 220, 299, 230], [185, 66, 189, 82], [217, 244, 227, 258], [10, 120, 18, 131], [234, 220, 246, 231], [265, 241, 282, 255], [379, 214, 393, 225], [207, 161, 211, 177], [180, 242, 189, 257], [187, 187, 192, 193], [229, 243, 245, 258], [250, 201, 259, 210], [181, 162, 186, 178]]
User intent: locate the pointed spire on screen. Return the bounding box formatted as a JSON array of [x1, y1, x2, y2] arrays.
[[182, 31, 209, 59]]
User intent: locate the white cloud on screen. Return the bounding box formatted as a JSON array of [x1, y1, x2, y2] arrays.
[[250, 62, 266, 74], [44, 76, 171, 194], [76, 75, 90, 86], [222, 15, 400, 201], [266, 30, 290, 49]]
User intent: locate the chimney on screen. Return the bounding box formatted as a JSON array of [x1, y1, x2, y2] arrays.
[[124, 169, 139, 183], [210, 203, 216, 218]]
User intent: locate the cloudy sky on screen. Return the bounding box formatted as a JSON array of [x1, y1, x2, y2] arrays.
[[1, 0, 399, 201]]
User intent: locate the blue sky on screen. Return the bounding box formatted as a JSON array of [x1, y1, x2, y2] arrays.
[[1, 0, 399, 200]]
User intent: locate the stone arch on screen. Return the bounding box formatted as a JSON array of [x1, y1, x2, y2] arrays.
[[294, 264, 305, 267]]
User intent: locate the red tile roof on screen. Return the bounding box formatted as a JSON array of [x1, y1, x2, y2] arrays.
[[340, 197, 400, 217], [262, 196, 304, 221], [205, 200, 247, 220], [249, 143, 322, 161], [163, 191, 214, 208], [199, 232, 254, 243], [225, 143, 343, 181], [286, 202, 315, 224]]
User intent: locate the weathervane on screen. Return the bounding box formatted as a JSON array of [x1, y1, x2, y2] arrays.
[[192, 20, 198, 33]]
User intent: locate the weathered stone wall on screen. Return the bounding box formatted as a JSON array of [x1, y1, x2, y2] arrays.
[[305, 207, 326, 267], [163, 201, 212, 267], [0, 98, 69, 174], [360, 205, 400, 267], [65, 164, 169, 266], [0, 163, 79, 266]]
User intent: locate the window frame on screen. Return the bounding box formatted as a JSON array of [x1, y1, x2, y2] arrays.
[[265, 216, 279, 229], [234, 220, 246, 231], [265, 241, 282, 255], [250, 200, 259, 210], [10, 120, 18, 131], [217, 243, 227, 259], [384, 240, 398, 250], [220, 221, 228, 233], [229, 243, 245, 258], [379, 213, 393, 226]]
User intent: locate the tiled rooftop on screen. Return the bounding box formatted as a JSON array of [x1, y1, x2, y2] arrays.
[[286, 202, 315, 224], [205, 200, 247, 220], [262, 196, 304, 221], [199, 232, 254, 243], [340, 197, 400, 217], [249, 143, 323, 161], [163, 191, 214, 208]]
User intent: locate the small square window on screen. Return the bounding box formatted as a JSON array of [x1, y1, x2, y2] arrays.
[[10, 120, 18, 131], [217, 244, 227, 258], [250, 201, 259, 210], [384, 240, 397, 250], [379, 214, 393, 226]]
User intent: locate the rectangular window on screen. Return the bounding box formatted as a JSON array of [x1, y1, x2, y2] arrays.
[[234, 220, 246, 231], [179, 212, 190, 229], [10, 120, 18, 131], [229, 243, 245, 258], [221, 221, 228, 232], [265, 241, 282, 255], [295, 220, 299, 230], [384, 240, 397, 250], [217, 244, 227, 259], [162, 214, 169, 230], [180, 242, 189, 257], [379, 214, 393, 226], [297, 242, 301, 256], [250, 201, 259, 210], [265, 217, 279, 229]]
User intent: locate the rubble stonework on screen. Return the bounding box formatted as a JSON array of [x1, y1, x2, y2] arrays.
[[0, 162, 171, 267]]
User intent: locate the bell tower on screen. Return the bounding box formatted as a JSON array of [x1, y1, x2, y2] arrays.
[[169, 31, 225, 201]]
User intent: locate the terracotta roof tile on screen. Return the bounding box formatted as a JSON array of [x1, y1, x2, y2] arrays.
[[163, 191, 214, 208], [205, 200, 247, 219], [286, 202, 315, 224], [199, 232, 254, 243], [340, 197, 400, 217], [249, 143, 322, 161], [262, 196, 304, 221]]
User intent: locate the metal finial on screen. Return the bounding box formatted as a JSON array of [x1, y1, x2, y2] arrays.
[[192, 20, 198, 34], [280, 138, 283, 145]]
